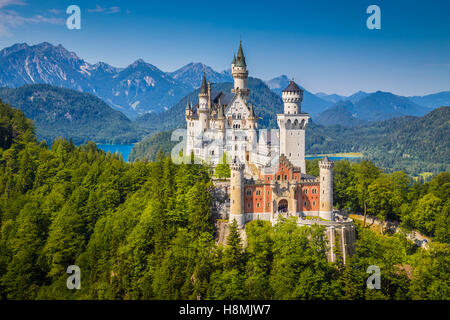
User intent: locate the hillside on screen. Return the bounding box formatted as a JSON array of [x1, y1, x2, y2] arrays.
[[0, 84, 144, 145], [0, 99, 34, 150], [129, 131, 177, 162], [314, 100, 368, 127], [409, 91, 450, 109], [315, 91, 429, 126], [308, 107, 450, 174]]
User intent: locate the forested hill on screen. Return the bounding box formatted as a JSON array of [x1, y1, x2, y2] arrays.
[[307, 106, 450, 174], [0, 99, 34, 150], [134, 77, 285, 131], [0, 84, 144, 145]]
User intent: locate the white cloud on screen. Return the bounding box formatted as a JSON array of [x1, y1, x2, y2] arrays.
[[0, 0, 25, 9], [0, 2, 64, 37], [88, 4, 120, 14], [48, 8, 62, 15]]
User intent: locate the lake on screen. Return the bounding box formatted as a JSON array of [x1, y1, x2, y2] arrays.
[[305, 156, 360, 161], [96, 144, 134, 162]]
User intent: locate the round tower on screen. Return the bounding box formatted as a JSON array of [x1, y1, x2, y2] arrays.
[[198, 72, 209, 131], [319, 156, 334, 221], [282, 80, 303, 115], [229, 158, 245, 228], [231, 41, 249, 100]]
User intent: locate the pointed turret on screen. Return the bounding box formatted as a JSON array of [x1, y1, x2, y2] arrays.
[[231, 40, 249, 99], [218, 99, 224, 119], [232, 54, 236, 65], [186, 98, 190, 110], [235, 40, 246, 67], [200, 72, 208, 95], [198, 72, 209, 131]]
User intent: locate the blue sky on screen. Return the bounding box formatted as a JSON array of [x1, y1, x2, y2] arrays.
[[0, 0, 449, 96]]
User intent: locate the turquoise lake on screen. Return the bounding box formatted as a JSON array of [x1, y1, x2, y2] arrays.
[[96, 144, 135, 162]]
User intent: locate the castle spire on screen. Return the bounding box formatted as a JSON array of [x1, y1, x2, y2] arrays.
[[186, 97, 190, 110], [200, 72, 208, 94], [235, 40, 246, 67], [218, 98, 224, 118]]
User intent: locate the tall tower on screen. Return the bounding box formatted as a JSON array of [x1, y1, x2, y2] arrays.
[[231, 41, 249, 101], [229, 158, 245, 228], [198, 72, 209, 132], [319, 156, 334, 221], [277, 80, 310, 173], [217, 100, 226, 142]]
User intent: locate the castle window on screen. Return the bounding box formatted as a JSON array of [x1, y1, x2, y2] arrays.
[[267, 191, 270, 195], [313, 201, 316, 206], [284, 175, 287, 180], [305, 189, 308, 194], [246, 190, 251, 196], [248, 203, 251, 208], [256, 190, 261, 196], [304, 201, 307, 207], [257, 202, 260, 208], [277, 175, 280, 180]]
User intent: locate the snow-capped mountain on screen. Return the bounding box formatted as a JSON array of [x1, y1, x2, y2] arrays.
[[0, 43, 197, 119], [169, 62, 233, 88]]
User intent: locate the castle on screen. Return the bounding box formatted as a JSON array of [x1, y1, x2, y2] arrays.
[[185, 42, 355, 262]]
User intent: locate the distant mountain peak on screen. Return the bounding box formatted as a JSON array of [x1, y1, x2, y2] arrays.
[[169, 62, 233, 88]]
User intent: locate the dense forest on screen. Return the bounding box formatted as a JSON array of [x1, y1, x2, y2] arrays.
[[0, 101, 448, 300]]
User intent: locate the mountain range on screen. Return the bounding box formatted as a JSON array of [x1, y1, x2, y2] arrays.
[[0, 43, 196, 119], [1, 42, 449, 125], [315, 91, 429, 126]]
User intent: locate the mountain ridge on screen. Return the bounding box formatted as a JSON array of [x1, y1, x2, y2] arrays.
[[0, 84, 144, 145]]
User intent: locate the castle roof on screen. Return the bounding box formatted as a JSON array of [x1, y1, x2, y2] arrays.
[[283, 80, 302, 93], [235, 41, 247, 67], [186, 98, 190, 110], [200, 72, 208, 94]]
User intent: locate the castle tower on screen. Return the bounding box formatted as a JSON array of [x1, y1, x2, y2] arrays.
[[229, 158, 245, 228], [185, 97, 191, 117], [319, 156, 334, 221], [231, 41, 249, 101], [277, 80, 310, 173], [217, 99, 225, 142], [198, 72, 209, 132]]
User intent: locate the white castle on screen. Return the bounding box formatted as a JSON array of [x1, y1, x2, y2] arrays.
[[185, 41, 308, 173], [184, 42, 356, 263]]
